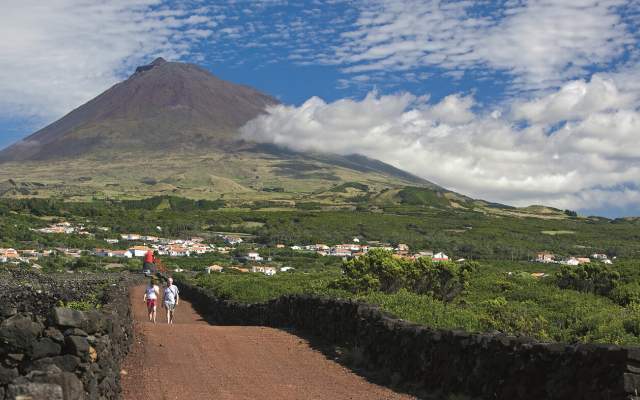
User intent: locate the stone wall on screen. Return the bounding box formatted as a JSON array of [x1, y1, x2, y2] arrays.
[[178, 279, 640, 400], [0, 270, 137, 400]]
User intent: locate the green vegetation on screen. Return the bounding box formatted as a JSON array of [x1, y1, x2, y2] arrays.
[[2, 197, 639, 260], [188, 256, 640, 345], [2, 195, 640, 345], [397, 187, 449, 207], [333, 249, 475, 301], [557, 263, 620, 297]]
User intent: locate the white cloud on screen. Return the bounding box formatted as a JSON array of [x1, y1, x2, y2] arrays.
[[0, 0, 215, 121], [326, 0, 637, 91], [511, 75, 637, 125], [241, 75, 640, 211]]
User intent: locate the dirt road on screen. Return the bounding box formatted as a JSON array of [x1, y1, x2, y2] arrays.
[[121, 285, 414, 400]]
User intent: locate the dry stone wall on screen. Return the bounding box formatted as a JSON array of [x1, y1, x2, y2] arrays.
[[178, 279, 640, 400], [0, 270, 137, 400]]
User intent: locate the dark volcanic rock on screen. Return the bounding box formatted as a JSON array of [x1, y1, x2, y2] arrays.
[[0, 314, 44, 352], [0, 365, 18, 385], [32, 338, 62, 359], [53, 308, 87, 329], [6, 382, 64, 400], [65, 336, 89, 359]]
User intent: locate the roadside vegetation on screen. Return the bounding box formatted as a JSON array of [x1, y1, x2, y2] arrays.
[[188, 255, 640, 346]]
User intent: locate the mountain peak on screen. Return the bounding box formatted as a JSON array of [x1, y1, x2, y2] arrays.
[[134, 57, 168, 74], [0, 59, 279, 162]]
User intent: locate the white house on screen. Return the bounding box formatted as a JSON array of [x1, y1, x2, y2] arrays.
[[115, 250, 133, 259], [121, 233, 141, 241], [129, 246, 152, 257], [565, 258, 580, 266], [206, 265, 224, 274], [222, 235, 243, 245], [536, 252, 555, 263], [105, 239, 119, 244], [246, 252, 263, 262], [432, 252, 449, 262], [280, 267, 295, 272], [252, 266, 277, 276]]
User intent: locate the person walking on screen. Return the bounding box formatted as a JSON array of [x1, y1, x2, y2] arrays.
[[143, 279, 160, 323], [163, 277, 179, 324]]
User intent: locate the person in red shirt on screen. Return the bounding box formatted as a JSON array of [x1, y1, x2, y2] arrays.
[[143, 250, 156, 275]]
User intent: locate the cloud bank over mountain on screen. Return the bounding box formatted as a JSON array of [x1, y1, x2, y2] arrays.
[[242, 73, 640, 214]]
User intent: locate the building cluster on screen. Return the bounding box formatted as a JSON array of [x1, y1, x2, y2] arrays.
[[205, 264, 279, 276], [289, 240, 450, 262], [34, 222, 93, 236], [535, 252, 614, 265], [94, 235, 220, 259]]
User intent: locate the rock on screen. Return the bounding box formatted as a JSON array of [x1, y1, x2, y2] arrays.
[[0, 314, 44, 352], [63, 328, 88, 337], [29, 355, 81, 373], [0, 304, 17, 318], [5, 353, 24, 367], [30, 370, 85, 400], [53, 308, 87, 329], [0, 364, 18, 385], [32, 337, 62, 359], [44, 327, 65, 343], [625, 373, 640, 393], [84, 310, 104, 334], [6, 382, 64, 400], [65, 336, 89, 358], [629, 348, 640, 362]]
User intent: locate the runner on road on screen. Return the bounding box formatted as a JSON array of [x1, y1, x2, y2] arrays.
[[143, 279, 160, 323], [163, 277, 180, 324]]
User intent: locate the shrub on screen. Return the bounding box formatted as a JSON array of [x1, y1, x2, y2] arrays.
[[556, 263, 620, 296], [611, 282, 640, 306], [333, 249, 475, 301]]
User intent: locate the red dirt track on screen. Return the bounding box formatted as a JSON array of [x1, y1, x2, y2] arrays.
[[121, 285, 414, 400]]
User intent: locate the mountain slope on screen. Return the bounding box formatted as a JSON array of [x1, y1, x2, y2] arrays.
[[0, 58, 277, 161], [2, 58, 546, 215]]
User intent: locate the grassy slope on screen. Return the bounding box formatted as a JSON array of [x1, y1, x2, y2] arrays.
[[0, 149, 416, 202]]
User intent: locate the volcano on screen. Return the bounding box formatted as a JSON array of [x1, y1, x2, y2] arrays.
[[0, 58, 449, 203], [0, 57, 278, 161]]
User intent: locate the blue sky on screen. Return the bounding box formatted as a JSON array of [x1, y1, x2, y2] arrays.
[[1, 0, 640, 217]]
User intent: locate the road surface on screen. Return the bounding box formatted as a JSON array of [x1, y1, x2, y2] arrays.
[[121, 285, 414, 400]]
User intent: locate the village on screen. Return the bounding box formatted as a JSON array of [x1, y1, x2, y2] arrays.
[[0, 221, 615, 276]]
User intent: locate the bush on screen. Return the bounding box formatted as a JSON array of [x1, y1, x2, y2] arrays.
[[333, 249, 475, 301], [556, 263, 620, 296], [611, 282, 640, 306]]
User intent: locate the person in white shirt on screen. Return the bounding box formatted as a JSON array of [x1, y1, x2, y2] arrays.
[[162, 277, 180, 324], [143, 279, 160, 324]]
